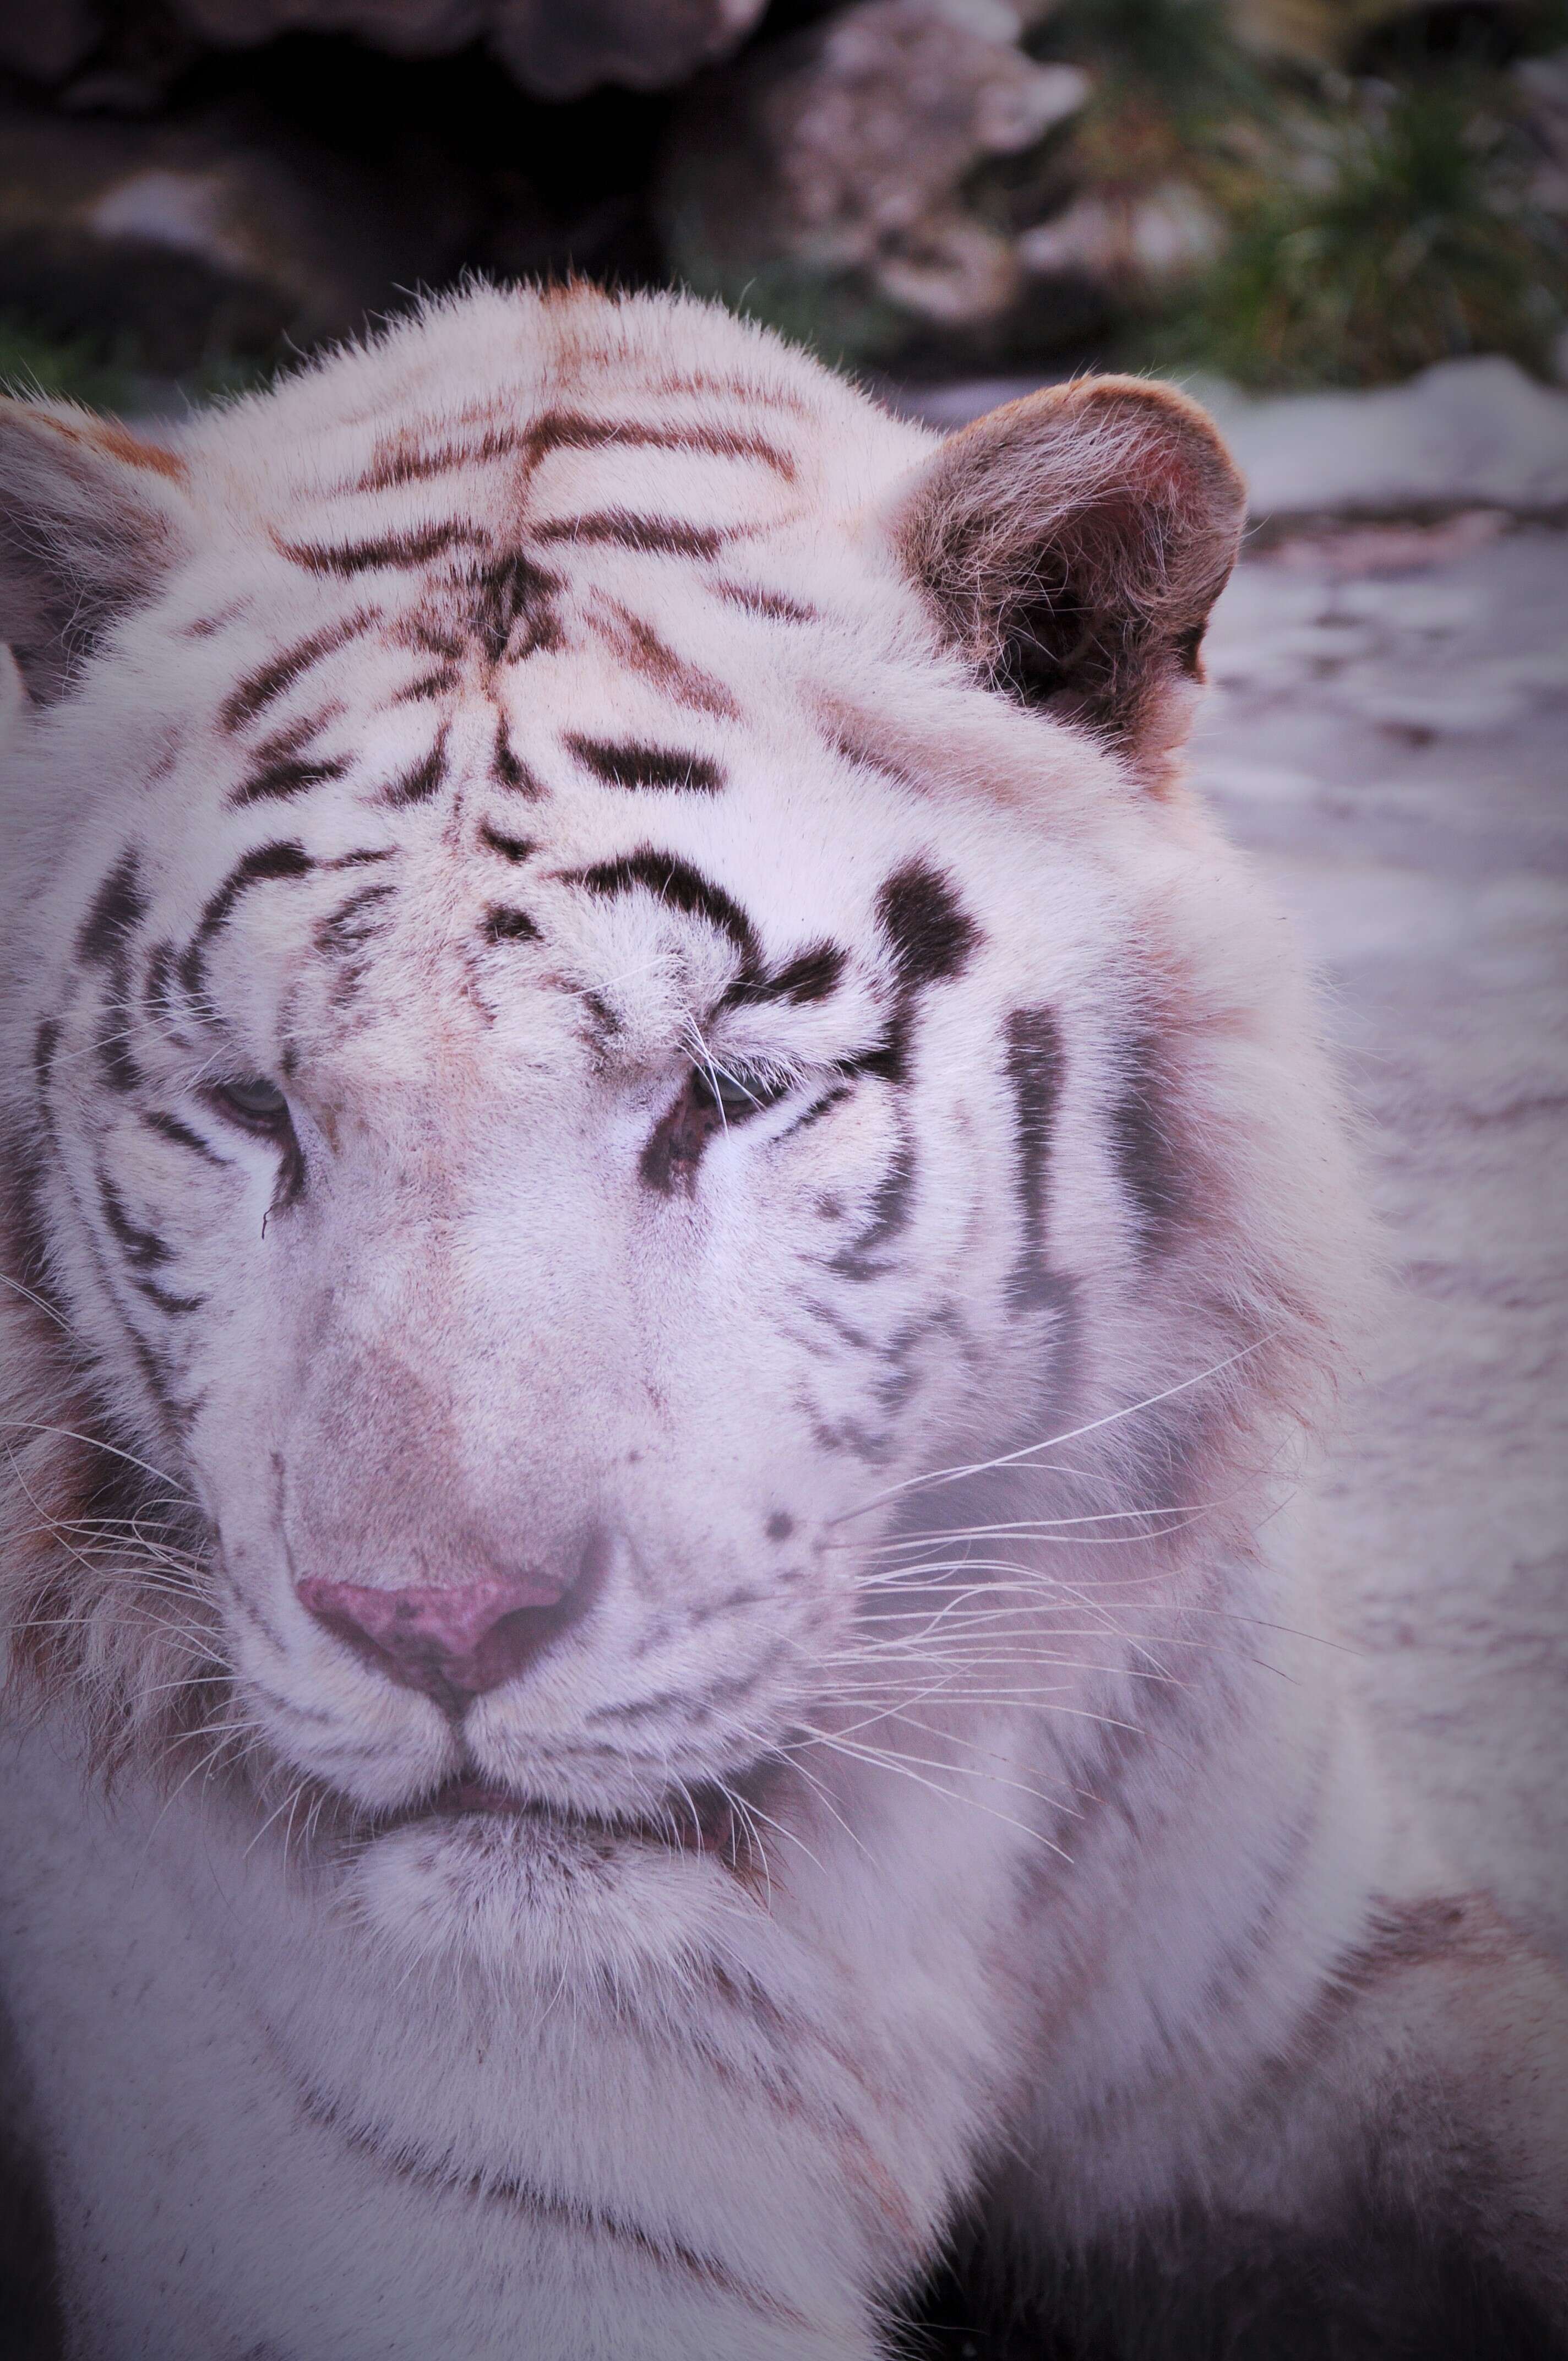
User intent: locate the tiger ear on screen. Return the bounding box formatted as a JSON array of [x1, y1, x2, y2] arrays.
[[0, 400, 193, 704], [895, 375, 1246, 784]]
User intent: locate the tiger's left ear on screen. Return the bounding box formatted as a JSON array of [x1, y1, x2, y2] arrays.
[[894, 375, 1246, 785]]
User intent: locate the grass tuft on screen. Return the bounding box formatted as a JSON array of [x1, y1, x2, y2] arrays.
[[1139, 72, 1567, 387]]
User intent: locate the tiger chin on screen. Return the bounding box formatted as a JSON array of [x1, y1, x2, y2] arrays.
[[0, 283, 1562, 2361]]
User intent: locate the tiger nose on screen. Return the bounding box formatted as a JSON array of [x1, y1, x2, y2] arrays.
[[296, 1570, 581, 1707]]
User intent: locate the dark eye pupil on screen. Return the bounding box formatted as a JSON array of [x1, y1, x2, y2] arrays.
[[691, 1066, 790, 1122], [215, 1076, 288, 1124]]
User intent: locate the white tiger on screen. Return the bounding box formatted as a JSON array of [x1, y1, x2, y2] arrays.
[[0, 282, 1563, 2361]]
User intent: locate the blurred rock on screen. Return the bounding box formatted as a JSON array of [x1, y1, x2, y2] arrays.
[[1018, 178, 1224, 293], [0, 101, 475, 373], [0, 0, 101, 84], [161, 0, 767, 101], [660, 0, 1089, 338], [0, 0, 767, 102], [1230, 1, 1437, 64], [1201, 356, 1568, 516], [1517, 48, 1568, 217]]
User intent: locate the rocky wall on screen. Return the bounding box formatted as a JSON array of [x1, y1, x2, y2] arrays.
[[0, 0, 1554, 389]]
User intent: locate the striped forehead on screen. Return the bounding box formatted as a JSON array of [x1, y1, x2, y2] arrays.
[[64, 350, 1004, 1067], [141, 744, 961, 1032], [72, 700, 988, 1109], [202, 568, 787, 820], [179, 395, 848, 824]]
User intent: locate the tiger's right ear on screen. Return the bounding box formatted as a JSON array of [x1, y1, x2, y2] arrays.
[[0, 400, 193, 705], [891, 374, 1246, 788]]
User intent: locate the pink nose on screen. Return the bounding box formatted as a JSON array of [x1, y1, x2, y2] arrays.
[[297, 1571, 578, 1707]]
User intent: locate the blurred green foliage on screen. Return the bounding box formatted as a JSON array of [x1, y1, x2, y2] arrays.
[[0, 313, 140, 408], [1043, 0, 1272, 132], [3, 0, 1565, 402], [1017, 0, 1568, 387], [1142, 74, 1567, 385], [0, 310, 278, 411]]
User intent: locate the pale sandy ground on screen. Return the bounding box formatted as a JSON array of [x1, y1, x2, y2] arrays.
[[1194, 523, 1568, 1962]]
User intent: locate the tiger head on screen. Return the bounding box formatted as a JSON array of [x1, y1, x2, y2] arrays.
[[0, 287, 1359, 1969]]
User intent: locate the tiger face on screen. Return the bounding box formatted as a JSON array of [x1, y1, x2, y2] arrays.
[[1, 288, 1351, 1967]]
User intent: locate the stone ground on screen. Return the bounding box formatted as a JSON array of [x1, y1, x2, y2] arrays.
[[1194, 518, 1568, 1963]]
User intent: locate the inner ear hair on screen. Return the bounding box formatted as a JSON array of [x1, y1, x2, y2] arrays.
[[0, 401, 190, 704], [897, 375, 1246, 780]]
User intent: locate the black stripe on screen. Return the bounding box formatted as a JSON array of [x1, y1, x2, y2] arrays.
[[194, 841, 313, 940], [124, 1316, 195, 1435], [99, 1026, 143, 1096], [132, 1274, 206, 1316], [58, 1216, 199, 1443], [589, 598, 739, 720], [580, 991, 620, 1039], [77, 855, 149, 1092], [565, 737, 725, 795], [144, 941, 181, 1026], [651, 370, 811, 418], [527, 410, 797, 480], [710, 580, 818, 624], [315, 883, 398, 956], [840, 1013, 910, 1089], [467, 553, 560, 666], [807, 1410, 894, 1466], [383, 733, 447, 808], [1110, 1033, 1186, 1260], [827, 1136, 917, 1282], [141, 1109, 230, 1167], [179, 841, 312, 995], [776, 1082, 853, 1139], [97, 1168, 169, 1269], [535, 513, 728, 560], [238, 760, 342, 807], [221, 610, 378, 730], [876, 863, 981, 992], [401, 619, 465, 661], [479, 822, 535, 862], [482, 906, 540, 944], [33, 1017, 59, 1096], [357, 424, 527, 493], [271, 1134, 307, 1217], [742, 942, 846, 1007], [800, 1296, 874, 1353], [1003, 1008, 1065, 1312], [393, 666, 459, 704], [76, 851, 145, 966], [568, 850, 758, 967], [493, 716, 543, 796], [235, 712, 347, 805], [276, 521, 488, 576], [185, 599, 250, 639], [639, 1076, 716, 1197]]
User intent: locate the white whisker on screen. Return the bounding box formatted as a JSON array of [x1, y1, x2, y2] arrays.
[[827, 1340, 1274, 1525]]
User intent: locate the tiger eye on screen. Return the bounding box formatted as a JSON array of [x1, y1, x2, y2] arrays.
[[211, 1076, 290, 1128]]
